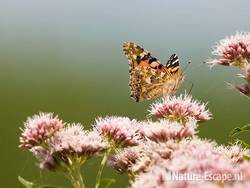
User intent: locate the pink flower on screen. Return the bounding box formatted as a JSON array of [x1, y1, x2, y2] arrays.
[[162, 139, 250, 184], [109, 140, 179, 175], [94, 116, 141, 147], [131, 166, 220, 188], [228, 83, 250, 98], [19, 113, 64, 149], [31, 146, 57, 170], [140, 120, 197, 142], [241, 63, 250, 80], [50, 124, 106, 158], [108, 147, 141, 174], [208, 32, 250, 67], [217, 145, 247, 163], [28, 123, 106, 171], [130, 141, 179, 173], [131, 138, 250, 188], [131, 166, 169, 188], [149, 95, 212, 123]]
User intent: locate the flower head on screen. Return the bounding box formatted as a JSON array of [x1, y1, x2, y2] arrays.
[[228, 83, 250, 98], [140, 120, 197, 142], [94, 116, 141, 148], [19, 112, 64, 149], [31, 146, 57, 170], [131, 138, 250, 188], [50, 124, 106, 159], [131, 166, 220, 188], [130, 141, 179, 173], [109, 140, 179, 175], [241, 63, 250, 80], [108, 147, 141, 174], [217, 145, 247, 164], [149, 95, 212, 123], [208, 32, 250, 67], [131, 166, 168, 188]]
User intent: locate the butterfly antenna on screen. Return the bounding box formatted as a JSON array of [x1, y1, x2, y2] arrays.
[[182, 60, 191, 73]]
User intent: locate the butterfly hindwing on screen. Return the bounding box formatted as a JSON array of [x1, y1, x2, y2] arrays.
[[129, 66, 171, 102]]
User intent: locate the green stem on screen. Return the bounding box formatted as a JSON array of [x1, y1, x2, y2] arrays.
[[95, 147, 112, 188], [67, 166, 85, 188]]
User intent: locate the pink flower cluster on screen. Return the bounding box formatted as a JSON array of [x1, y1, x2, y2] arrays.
[[208, 32, 250, 98], [208, 32, 250, 67], [50, 124, 106, 158], [19, 113, 64, 149], [19, 113, 106, 171], [130, 139, 250, 188], [140, 120, 197, 142], [31, 146, 57, 170], [108, 140, 179, 175], [149, 94, 211, 122], [94, 116, 142, 147], [19, 93, 250, 188]]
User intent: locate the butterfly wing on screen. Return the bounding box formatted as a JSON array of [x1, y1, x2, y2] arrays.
[[123, 42, 183, 102], [123, 42, 160, 71], [129, 66, 172, 102], [163, 54, 184, 96]]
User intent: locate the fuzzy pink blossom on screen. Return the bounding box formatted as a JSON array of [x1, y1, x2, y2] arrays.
[[108, 144, 153, 175], [131, 166, 168, 188], [208, 32, 250, 67], [131, 166, 220, 188], [94, 116, 141, 147], [31, 146, 57, 170], [161, 139, 250, 185], [50, 124, 106, 158], [131, 139, 250, 188], [109, 140, 179, 175], [228, 83, 250, 98], [217, 145, 248, 163], [242, 64, 250, 80], [163, 138, 223, 173], [108, 147, 141, 174], [19, 113, 64, 149], [140, 120, 197, 142], [149, 95, 212, 123], [130, 141, 179, 173]]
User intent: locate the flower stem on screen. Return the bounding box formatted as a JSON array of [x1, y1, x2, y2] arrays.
[[67, 166, 85, 188], [95, 147, 112, 188]]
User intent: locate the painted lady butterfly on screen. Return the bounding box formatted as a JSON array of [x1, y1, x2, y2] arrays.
[[123, 42, 184, 102]]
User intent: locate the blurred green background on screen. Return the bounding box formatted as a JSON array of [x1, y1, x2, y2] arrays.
[[0, 0, 250, 187]]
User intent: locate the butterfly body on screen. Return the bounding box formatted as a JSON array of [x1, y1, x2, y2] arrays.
[[123, 42, 184, 102]]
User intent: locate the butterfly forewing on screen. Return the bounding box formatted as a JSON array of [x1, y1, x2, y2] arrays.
[[163, 54, 184, 96]]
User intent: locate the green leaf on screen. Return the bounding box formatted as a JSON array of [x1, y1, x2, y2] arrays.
[[243, 155, 250, 161], [99, 178, 116, 188], [18, 176, 38, 188], [230, 124, 250, 137]]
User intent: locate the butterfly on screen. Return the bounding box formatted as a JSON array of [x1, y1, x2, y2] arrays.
[[123, 42, 184, 102]]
